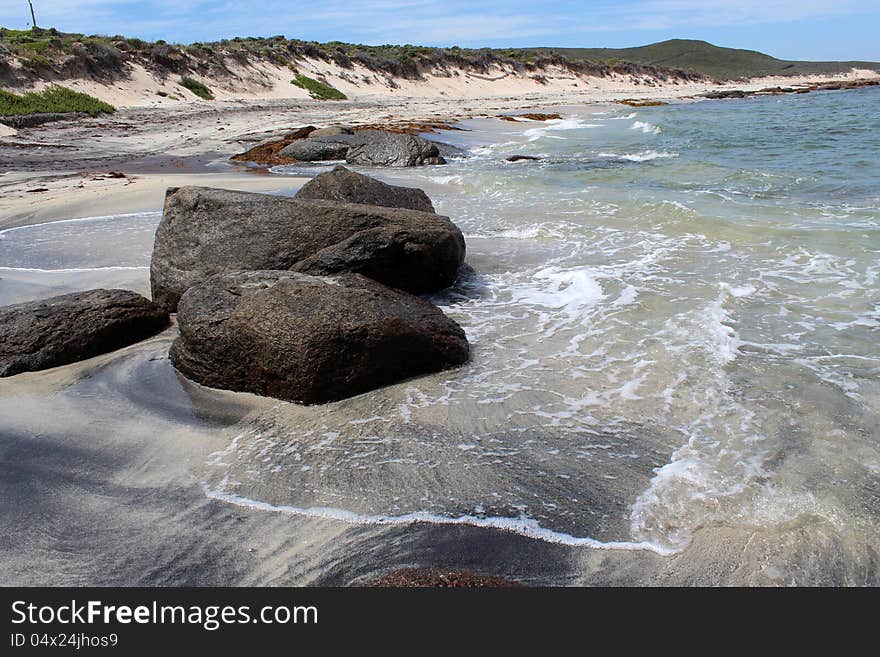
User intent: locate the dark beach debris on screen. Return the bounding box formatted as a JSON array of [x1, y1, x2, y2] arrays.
[[498, 113, 563, 122], [0, 141, 76, 149], [617, 99, 669, 107], [229, 126, 317, 166], [365, 568, 522, 588], [352, 122, 466, 135]]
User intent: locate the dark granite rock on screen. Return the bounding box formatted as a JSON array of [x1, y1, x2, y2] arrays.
[[171, 270, 469, 404], [294, 165, 435, 212], [0, 289, 169, 376]]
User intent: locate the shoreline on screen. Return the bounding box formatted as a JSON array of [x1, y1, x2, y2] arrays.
[[2, 73, 878, 230], [0, 170, 307, 230]]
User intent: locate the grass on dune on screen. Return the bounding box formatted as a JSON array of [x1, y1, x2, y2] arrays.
[[177, 76, 215, 100], [0, 85, 115, 116], [290, 72, 347, 100]]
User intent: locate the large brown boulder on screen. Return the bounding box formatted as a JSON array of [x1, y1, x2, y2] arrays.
[[294, 165, 435, 212], [0, 289, 169, 377], [170, 271, 469, 404], [149, 186, 465, 312]]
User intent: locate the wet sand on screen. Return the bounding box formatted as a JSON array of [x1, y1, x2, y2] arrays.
[[2, 332, 862, 586]]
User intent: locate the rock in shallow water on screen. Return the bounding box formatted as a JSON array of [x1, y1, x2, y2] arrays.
[[294, 165, 435, 212], [0, 289, 169, 377], [278, 134, 357, 161], [150, 186, 465, 312], [346, 130, 446, 167], [170, 271, 469, 404]]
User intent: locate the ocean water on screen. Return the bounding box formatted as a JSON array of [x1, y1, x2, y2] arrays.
[[2, 88, 878, 577]]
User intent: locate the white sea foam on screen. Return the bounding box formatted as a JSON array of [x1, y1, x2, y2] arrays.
[[630, 120, 661, 135], [523, 118, 601, 142], [0, 266, 148, 273], [598, 150, 678, 162], [203, 482, 674, 554], [508, 267, 605, 311], [0, 211, 160, 237]]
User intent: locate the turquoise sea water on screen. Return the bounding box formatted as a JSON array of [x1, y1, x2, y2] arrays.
[[2, 88, 878, 579]]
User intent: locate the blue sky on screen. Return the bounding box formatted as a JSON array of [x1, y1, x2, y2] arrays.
[[2, 1, 879, 61]]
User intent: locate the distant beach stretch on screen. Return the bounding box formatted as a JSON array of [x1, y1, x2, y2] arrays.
[[1, 26, 879, 589]]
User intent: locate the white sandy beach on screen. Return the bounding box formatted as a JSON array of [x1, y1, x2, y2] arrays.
[[3, 63, 878, 229]]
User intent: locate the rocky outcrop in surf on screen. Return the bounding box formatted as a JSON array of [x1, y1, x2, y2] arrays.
[[230, 123, 465, 166], [150, 184, 465, 311], [278, 133, 357, 161], [170, 270, 469, 404], [345, 130, 446, 167], [0, 289, 169, 376], [274, 129, 447, 166]]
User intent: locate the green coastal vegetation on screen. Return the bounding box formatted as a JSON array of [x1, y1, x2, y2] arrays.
[[290, 70, 347, 100], [1, 27, 877, 90], [0, 84, 115, 116], [0, 26, 704, 89], [177, 76, 214, 99]]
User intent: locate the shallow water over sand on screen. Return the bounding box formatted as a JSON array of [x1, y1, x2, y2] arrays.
[[2, 88, 879, 583]]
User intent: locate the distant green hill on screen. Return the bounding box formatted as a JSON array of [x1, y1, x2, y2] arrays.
[[529, 39, 880, 81]]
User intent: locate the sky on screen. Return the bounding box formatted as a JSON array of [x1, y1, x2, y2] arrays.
[[1, 0, 879, 61]]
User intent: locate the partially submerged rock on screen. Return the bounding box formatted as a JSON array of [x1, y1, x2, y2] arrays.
[[278, 134, 357, 161], [507, 155, 542, 162], [150, 186, 465, 311], [171, 271, 469, 404], [346, 130, 446, 167], [433, 141, 468, 160], [294, 165, 435, 212], [233, 126, 454, 166], [0, 289, 169, 377]]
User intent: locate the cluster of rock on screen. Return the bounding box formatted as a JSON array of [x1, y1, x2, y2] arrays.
[[151, 167, 469, 404], [150, 167, 464, 312], [233, 125, 453, 167], [1, 167, 470, 404], [281, 127, 447, 166], [153, 166, 469, 403]]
